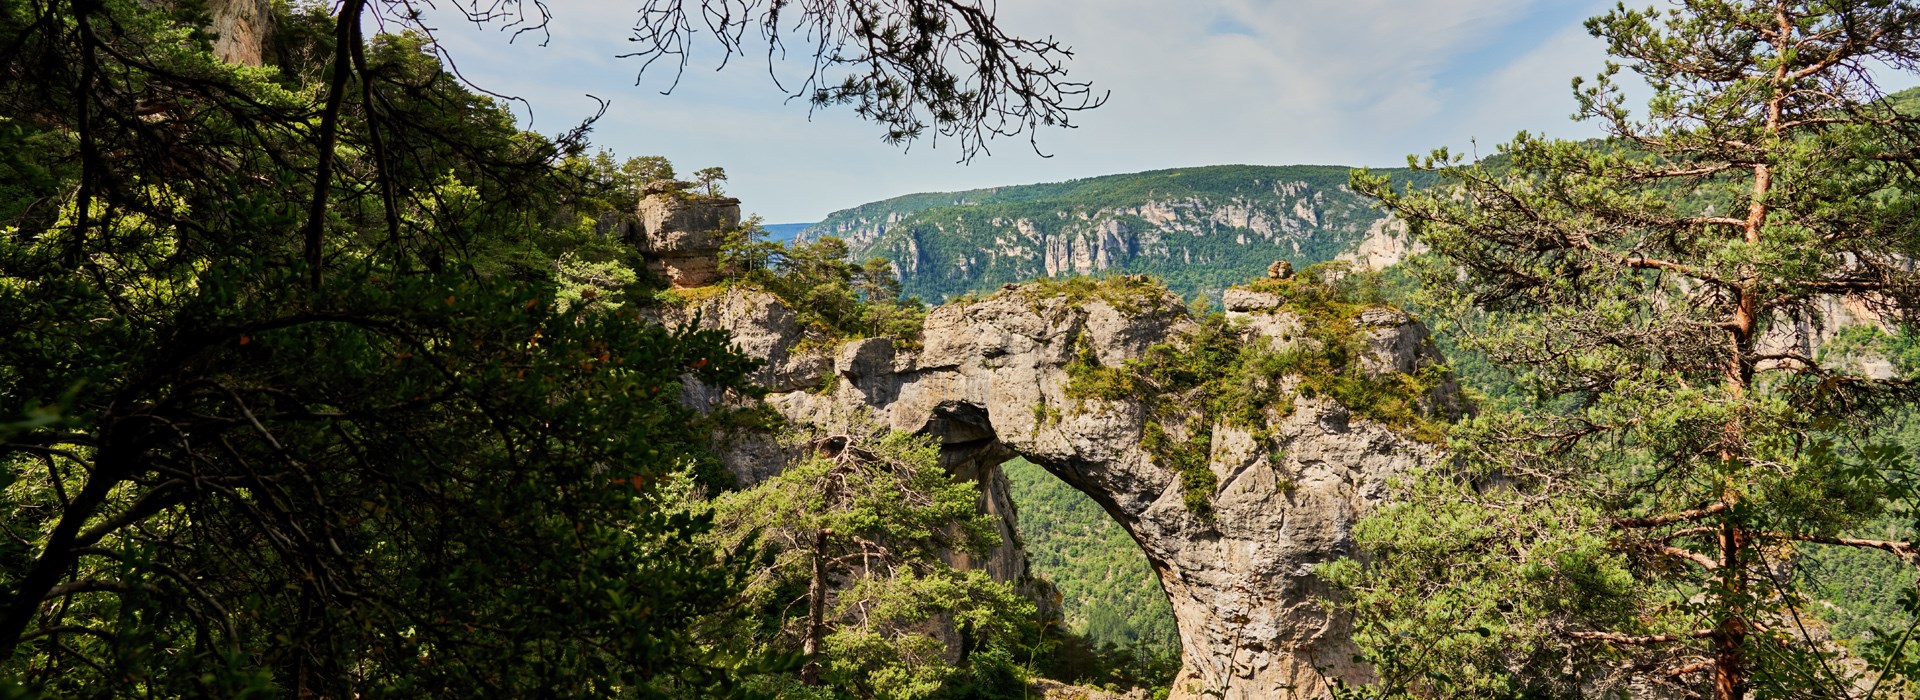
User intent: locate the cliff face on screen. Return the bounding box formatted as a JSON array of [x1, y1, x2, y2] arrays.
[[665, 282, 1454, 699], [633, 185, 741, 288], [799, 165, 1431, 302], [207, 0, 272, 66]]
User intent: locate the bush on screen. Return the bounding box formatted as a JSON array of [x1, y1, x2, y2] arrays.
[[715, 220, 929, 343]]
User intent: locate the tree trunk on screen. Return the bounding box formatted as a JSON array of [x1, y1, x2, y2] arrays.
[[1711, 8, 1789, 687], [801, 527, 830, 685], [303, 0, 366, 291], [1712, 518, 1747, 700]]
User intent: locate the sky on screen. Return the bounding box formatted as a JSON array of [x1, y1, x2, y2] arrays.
[[416, 1, 1899, 224]]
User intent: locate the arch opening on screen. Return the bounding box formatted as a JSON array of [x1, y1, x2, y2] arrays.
[[688, 284, 1450, 699], [921, 400, 1182, 691]]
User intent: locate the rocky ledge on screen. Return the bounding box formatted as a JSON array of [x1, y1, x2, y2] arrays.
[[661, 280, 1457, 699]]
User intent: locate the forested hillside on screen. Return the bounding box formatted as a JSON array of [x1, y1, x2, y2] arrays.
[[801, 165, 1436, 302], [0, 0, 1113, 698], [1002, 459, 1179, 656]]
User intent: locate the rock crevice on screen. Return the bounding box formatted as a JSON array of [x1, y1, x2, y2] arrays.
[[669, 283, 1452, 699]]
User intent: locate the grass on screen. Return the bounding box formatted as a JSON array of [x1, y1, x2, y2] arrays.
[[1002, 274, 1179, 317]]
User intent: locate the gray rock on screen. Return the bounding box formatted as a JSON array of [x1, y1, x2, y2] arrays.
[[676, 282, 1457, 699], [635, 193, 740, 287], [651, 287, 831, 396], [208, 0, 272, 66], [1222, 288, 1285, 314], [1223, 289, 1304, 345]]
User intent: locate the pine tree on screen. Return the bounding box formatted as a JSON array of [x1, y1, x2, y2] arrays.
[[0, 0, 1091, 695], [1340, 2, 1920, 697], [702, 422, 1032, 699]]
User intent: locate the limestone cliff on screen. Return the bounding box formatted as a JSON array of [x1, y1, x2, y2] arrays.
[[207, 0, 272, 66], [633, 181, 742, 288], [664, 280, 1456, 699], [798, 165, 1436, 303], [147, 0, 273, 66]]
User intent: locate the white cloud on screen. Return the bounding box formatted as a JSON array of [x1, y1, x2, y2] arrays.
[[1449, 13, 1615, 150], [417, 0, 1630, 221]]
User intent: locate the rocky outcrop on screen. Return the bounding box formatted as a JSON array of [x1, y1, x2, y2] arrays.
[[1337, 217, 1422, 271], [671, 281, 1454, 699], [152, 0, 272, 66], [798, 165, 1403, 302], [1758, 294, 1898, 379], [634, 184, 740, 288], [208, 0, 272, 66]]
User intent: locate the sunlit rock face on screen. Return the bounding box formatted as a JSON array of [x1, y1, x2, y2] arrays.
[[635, 182, 740, 288], [669, 283, 1455, 700], [155, 0, 271, 65]]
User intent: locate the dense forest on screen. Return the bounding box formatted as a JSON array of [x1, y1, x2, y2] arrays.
[[0, 0, 1109, 698], [1001, 458, 1179, 659], [800, 165, 1436, 304]]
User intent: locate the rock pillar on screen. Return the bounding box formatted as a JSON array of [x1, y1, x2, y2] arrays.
[[635, 180, 740, 288]]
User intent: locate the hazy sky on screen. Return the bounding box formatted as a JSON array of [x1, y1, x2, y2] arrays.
[[419, 1, 1893, 223]]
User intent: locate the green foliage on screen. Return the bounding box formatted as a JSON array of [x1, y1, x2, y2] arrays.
[[1321, 475, 1658, 698], [695, 166, 729, 197], [1338, 2, 1920, 695], [553, 241, 647, 312], [1018, 274, 1175, 316], [1058, 264, 1452, 512], [570, 150, 671, 214], [1238, 264, 1451, 442], [702, 424, 1035, 699], [1799, 513, 1920, 644], [0, 3, 778, 697], [631, 155, 677, 185], [717, 223, 928, 343], [0, 0, 1104, 696], [1001, 459, 1181, 664]]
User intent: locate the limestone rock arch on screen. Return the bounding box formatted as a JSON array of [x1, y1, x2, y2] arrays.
[[667, 282, 1453, 699]]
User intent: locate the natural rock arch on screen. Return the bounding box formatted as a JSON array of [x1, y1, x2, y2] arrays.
[[669, 282, 1453, 699]]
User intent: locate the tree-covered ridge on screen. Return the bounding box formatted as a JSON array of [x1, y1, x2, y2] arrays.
[[813, 165, 1365, 220], [1000, 458, 1179, 658], [802, 165, 1437, 303]]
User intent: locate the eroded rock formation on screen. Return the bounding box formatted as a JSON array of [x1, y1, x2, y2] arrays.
[[665, 282, 1454, 699], [635, 182, 740, 288], [147, 0, 272, 66], [207, 0, 272, 66]]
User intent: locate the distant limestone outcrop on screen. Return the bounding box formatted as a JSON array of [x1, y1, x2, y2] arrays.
[[798, 165, 1434, 303], [634, 180, 740, 288], [208, 0, 273, 66], [664, 280, 1459, 699]]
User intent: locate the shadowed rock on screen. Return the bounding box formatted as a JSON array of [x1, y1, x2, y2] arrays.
[[666, 282, 1456, 699]]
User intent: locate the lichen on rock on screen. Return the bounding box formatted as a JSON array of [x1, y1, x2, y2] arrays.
[[663, 274, 1461, 699], [634, 189, 741, 288]]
